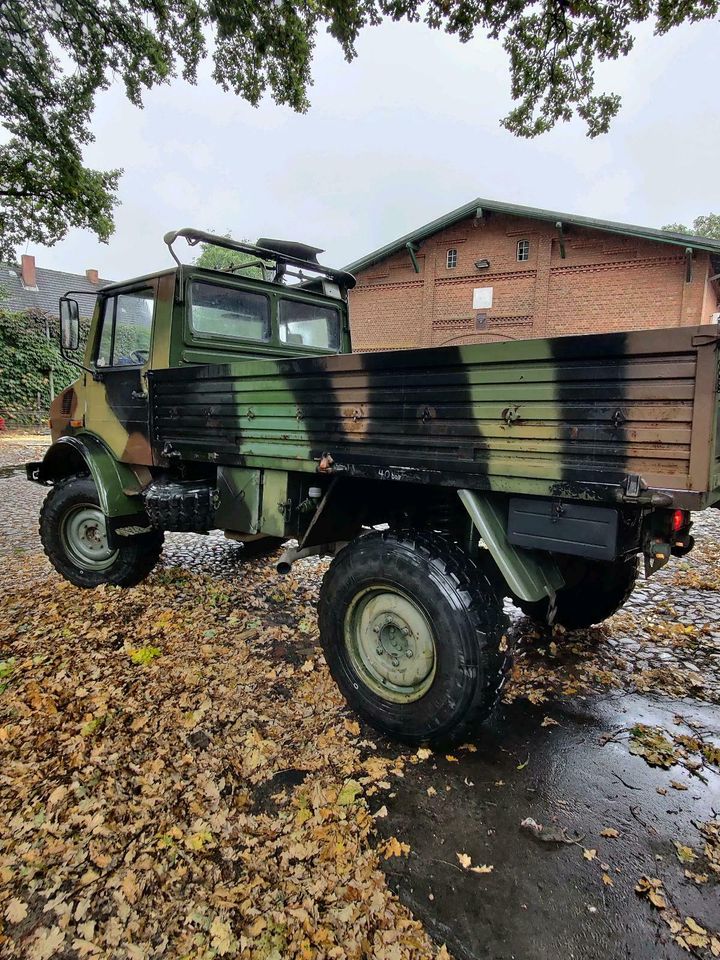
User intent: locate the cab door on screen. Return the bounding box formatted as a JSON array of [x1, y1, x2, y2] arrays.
[[84, 283, 157, 465]]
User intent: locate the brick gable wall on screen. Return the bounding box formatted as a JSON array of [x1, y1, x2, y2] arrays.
[[349, 213, 720, 351]]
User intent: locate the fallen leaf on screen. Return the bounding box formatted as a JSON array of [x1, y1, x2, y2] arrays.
[[426, 786, 437, 797], [470, 864, 494, 874], [373, 805, 388, 819], [583, 848, 597, 861], [383, 837, 410, 859], [445, 755, 459, 763], [128, 645, 162, 666], [541, 716, 559, 727], [29, 927, 65, 960], [337, 779, 363, 806], [602, 873, 614, 887], [635, 875, 667, 911], [670, 780, 688, 791], [209, 916, 235, 955], [674, 841, 697, 864], [600, 828, 619, 838], [649, 890, 667, 910], [457, 852, 472, 869], [5, 898, 27, 923]]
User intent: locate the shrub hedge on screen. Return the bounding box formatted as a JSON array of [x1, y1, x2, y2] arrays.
[[0, 310, 88, 424]]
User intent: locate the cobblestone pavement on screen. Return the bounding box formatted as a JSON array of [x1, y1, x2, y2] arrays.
[[0, 431, 49, 471], [1, 453, 718, 700]]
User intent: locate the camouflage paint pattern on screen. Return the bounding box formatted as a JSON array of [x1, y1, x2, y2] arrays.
[[148, 324, 720, 511]]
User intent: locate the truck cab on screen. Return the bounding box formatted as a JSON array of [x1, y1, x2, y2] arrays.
[[48, 231, 354, 467]]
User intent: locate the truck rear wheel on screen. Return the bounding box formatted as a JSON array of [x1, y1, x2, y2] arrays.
[[40, 475, 164, 588], [516, 556, 638, 630], [318, 530, 509, 746]]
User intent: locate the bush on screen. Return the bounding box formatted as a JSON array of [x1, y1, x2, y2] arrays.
[[0, 310, 87, 424]]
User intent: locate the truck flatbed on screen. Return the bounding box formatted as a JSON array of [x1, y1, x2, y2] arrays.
[[150, 324, 720, 510]]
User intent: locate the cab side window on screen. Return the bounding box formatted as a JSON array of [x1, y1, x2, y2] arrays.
[[96, 289, 155, 367]]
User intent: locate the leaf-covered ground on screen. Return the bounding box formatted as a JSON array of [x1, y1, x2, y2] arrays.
[[0, 432, 718, 959], [0, 558, 445, 959]]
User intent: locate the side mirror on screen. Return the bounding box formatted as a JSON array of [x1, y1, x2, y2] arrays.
[[59, 297, 80, 351]]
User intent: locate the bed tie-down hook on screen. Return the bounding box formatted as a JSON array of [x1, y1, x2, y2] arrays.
[[502, 405, 520, 426]]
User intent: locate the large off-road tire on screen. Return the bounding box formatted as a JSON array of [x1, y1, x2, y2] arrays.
[[516, 556, 638, 630], [318, 530, 509, 746], [40, 475, 164, 588]]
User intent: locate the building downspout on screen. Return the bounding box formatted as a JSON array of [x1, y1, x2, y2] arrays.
[[406, 241, 421, 274]]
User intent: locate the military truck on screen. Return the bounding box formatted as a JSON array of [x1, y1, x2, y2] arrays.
[[27, 230, 720, 745]]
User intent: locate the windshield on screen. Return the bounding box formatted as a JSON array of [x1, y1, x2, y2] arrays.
[[278, 299, 340, 351]]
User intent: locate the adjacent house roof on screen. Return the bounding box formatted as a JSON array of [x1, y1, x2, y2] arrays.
[[344, 197, 720, 275], [0, 264, 112, 317]]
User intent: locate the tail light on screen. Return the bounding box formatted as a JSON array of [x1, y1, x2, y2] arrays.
[[671, 509, 688, 533]]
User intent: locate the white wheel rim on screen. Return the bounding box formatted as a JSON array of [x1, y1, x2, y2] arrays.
[[344, 585, 437, 703], [61, 504, 118, 571]]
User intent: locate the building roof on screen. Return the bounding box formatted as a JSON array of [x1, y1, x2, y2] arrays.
[[0, 263, 112, 317], [344, 197, 720, 274]]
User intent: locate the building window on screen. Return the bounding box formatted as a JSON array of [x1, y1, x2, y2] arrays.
[[517, 239, 530, 262], [446, 248, 458, 269]]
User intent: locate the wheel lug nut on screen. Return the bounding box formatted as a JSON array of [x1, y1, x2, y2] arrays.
[[391, 657, 399, 667], [406, 649, 413, 658], [376, 646, 384, 656]]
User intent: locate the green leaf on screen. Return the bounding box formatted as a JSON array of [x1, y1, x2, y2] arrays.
[[337, 779, 363, 806], [128, 645, 162, 666]]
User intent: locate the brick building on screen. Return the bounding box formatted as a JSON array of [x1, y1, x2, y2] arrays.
[[345, 198, 720, 352]]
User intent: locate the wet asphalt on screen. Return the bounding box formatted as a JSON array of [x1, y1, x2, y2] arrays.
[[1, 437, 719, 958], [372, 692, 719, 960]]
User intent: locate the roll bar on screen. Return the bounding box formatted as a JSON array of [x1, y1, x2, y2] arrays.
[[163, 228, 356, 289]]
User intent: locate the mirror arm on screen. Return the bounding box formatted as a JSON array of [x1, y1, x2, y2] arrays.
[[59, 347, 103, 380]]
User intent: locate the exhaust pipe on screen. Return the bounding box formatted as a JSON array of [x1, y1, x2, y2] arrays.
[[276, 541, 347, 575]]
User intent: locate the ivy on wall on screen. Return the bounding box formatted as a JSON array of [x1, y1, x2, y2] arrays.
[[0, 310, 88, 423]]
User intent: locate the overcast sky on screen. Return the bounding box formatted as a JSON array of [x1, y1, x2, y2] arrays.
[[25, 16, 719, 280]]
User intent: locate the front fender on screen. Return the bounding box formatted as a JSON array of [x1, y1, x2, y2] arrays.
[[31, 434, 144, 518]]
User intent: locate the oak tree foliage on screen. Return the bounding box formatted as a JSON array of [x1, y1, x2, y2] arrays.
[[662, 214, 720, 241], [2, 1, 718, 262], [194, 235, 266, 279]]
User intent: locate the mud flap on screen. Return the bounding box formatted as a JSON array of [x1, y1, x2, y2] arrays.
[[458, 489, 565, 604]]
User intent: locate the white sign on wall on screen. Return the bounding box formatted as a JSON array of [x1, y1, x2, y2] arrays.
[[472, 286, 494, 310]]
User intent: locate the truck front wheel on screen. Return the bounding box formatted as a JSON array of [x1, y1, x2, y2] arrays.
[[318, 530, 509, 746], [516, 555, 638, 630], [40, 475, 164, 588]]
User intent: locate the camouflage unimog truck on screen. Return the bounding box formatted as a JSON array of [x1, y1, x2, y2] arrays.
[[27, 230, 720, 745]]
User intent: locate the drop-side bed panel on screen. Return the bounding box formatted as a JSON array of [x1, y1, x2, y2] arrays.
[[148, 324, 720, 506]]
